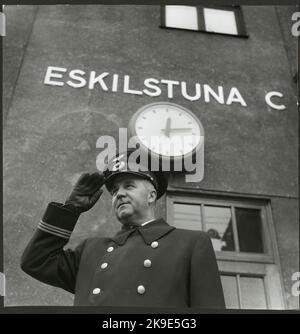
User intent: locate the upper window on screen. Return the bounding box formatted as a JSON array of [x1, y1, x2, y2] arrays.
[[164, 6, 199, 31], [161, 5, 248, 37]]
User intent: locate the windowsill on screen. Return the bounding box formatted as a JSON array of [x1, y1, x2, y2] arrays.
[[215, 251, 273, 264], [159, 25, 249, 38]]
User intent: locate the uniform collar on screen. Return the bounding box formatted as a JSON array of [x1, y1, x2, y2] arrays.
[[110, 218, 175, 246]]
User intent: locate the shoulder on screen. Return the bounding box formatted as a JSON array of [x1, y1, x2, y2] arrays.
[[172, 227, 209, 239], [169, 227, 211, 246], [167, 228, 215, 259]]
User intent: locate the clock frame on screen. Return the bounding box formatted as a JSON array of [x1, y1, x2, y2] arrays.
[[128, 102, 204, 166]]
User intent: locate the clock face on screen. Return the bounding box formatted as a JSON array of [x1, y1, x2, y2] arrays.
[[130, 102, 204, 158]]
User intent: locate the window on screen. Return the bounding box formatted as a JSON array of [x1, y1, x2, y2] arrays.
[[161, 5, 248, 37], [167, 192, 285, 309], [219, 262, 284, 309], [164, 6, 199, 31], [170, 196, 270, 261], [203, 8, 238, 35]]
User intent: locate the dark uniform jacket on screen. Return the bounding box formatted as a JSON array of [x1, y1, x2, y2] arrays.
[[21, 202, 225, 309]]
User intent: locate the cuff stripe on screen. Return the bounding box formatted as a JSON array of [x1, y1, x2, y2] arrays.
[[38, 225, 70, 239], [38, 223, 71, 238], [39, 220, 72, 236], [38, 221, 72, 239]]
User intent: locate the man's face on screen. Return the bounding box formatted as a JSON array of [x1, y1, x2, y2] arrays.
[[111, 174, 155, 224]]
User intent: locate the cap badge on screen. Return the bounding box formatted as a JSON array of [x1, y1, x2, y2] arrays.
[[111, 153, 126, 171]]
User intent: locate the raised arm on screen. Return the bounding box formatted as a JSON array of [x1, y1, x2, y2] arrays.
[[21, 172, 104, 294]]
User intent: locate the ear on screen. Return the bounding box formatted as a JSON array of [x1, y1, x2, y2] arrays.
[[148, 189, 157, 205]]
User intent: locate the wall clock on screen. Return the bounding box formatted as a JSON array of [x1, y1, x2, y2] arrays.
[[128, 102, 204, 173]]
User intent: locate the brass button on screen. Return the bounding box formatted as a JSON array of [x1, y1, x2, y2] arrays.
[[107, 246, 114, 253], [144, 259, 152, 268], [101, 262, 108, 269], [137, 285, 146, 294], [92, 288, 101, 295], [151, 241, 159, 249]]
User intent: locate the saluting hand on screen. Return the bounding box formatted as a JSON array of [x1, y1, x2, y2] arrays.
[[65, 172, 105, 213]]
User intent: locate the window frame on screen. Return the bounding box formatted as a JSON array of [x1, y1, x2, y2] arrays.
[[160, 5, 249, 38], [218, 261, 286, 309], [167, 189, 286, 309], [167, 191, 275, 263]]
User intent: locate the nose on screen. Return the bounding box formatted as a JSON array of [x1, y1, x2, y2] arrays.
[[116, 186, 126, 199]]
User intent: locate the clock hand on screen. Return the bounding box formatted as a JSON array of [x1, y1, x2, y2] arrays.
[[161, 127, 192, 133], [164, 117, 171, 138], [170, 128, 192, 132]]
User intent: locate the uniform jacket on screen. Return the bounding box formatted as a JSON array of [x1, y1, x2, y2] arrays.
[[21, 202, 225, 309]]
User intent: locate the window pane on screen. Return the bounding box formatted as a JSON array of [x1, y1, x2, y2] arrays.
[[204, 206, 235, 251], [173, 203, 202, 230], [221, 275, 240, 309], [240, 276, 267, 309], [165, 6, 198, 31], [204, 8, 238, 35], [235, 208, 264, 253]]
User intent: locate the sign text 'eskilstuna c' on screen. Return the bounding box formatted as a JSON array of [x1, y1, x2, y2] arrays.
[[44, 66, 287, 111]]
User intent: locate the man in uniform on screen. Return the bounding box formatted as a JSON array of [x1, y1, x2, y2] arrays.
[[21, 149, 225, 309]]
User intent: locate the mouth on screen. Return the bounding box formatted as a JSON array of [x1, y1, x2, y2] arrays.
[[117, 202, 130, 209]]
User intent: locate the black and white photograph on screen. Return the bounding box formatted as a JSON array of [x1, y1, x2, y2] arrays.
[[2, 4, 299, 312]]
